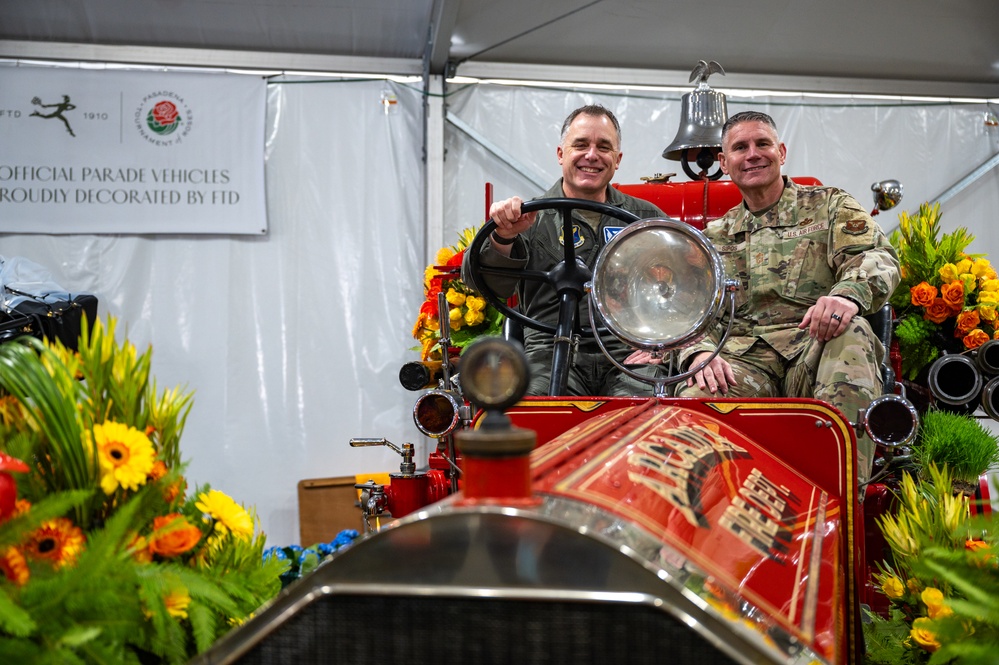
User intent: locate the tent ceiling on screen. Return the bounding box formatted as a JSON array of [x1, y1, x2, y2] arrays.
[[2, 0, 998, 97]]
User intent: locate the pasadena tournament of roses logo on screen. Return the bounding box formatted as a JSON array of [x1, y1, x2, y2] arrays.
[[134, 90, 193, 146]]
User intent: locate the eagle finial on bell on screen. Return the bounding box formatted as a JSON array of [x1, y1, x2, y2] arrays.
[[664, 60, 728, 180]]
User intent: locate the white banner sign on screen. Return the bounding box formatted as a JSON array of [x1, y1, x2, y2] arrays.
[[0, 67, 267, 234]]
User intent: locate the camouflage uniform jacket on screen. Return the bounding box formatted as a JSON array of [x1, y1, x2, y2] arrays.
[[462, 179, 664, 356], [679, 177, 900, 367]]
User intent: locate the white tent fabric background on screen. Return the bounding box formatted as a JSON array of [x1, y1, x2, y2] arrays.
[[2, 68, 998, 546], [444, 83, 999, 250], [1, 76, 426, 547]]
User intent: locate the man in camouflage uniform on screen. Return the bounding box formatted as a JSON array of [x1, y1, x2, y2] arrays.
[[674, 111, 900, 484], [462, 104, 665, 396]]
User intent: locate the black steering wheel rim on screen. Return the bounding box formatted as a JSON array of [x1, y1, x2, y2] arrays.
[[467, 197, 642, 336]]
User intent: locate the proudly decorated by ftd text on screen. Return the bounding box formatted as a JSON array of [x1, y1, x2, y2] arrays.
[[134, 90, 193, 146]]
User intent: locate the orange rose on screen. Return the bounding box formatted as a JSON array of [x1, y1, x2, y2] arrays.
[[924, 298, 953, 324], [940, 280, 965, 309], [955, 309, 980, 334], [910, 281, 938, 307], [963, 329, 990, 350], [148, 513, 202, 558]]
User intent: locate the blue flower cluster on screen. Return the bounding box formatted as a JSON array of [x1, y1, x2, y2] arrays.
[[263, 529, 360, 584]]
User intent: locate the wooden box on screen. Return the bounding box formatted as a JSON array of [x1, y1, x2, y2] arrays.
[[296, 476, 365, 546]]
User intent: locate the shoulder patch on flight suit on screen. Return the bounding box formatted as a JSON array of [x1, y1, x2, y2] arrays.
[[559, 224, 585, 248], [603, 226, 625, 243], [843, 219, 869, 235]]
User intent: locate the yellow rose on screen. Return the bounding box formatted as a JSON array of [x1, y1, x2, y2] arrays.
[[939, 263, 960, 282], [956, 258, 974, 275], [881, 576, 905, 600], [445, 288, 466, 306], [979, 290, 999, 304], [978, 303, 998, 322], [449, 307, 464, 330], [465, 309, 485, 326], [921, 588, 953, 619], [911, 617, 941, 652], [972, 258, 993, 277], [465, 295, 486, 312], [981, 279, 999, 292]]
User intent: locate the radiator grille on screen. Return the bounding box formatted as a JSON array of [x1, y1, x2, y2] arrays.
[[239, 594, 739, 664]]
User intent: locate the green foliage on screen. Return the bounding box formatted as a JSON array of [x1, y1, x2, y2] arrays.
[[894, 316, 942, 380], [889, 202, 978, 311], [0, 316, 283, 663], [913, 410, 999, 483], [864, 464, 999, 663]]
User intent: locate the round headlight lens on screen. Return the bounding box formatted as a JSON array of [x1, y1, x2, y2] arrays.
[[459, 337, 530, 410], [591, 219, 725, 350]]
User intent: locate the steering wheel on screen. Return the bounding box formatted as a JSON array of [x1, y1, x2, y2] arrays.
[[466, 197, 641, 395]]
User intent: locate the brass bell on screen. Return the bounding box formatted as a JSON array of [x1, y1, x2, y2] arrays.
[[663, 60, 728, 180]]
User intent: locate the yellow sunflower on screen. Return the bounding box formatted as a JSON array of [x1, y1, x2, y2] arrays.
[[195, 489, 254, 541], [24, 517, 86, 569], [91, 421, 156, 495]]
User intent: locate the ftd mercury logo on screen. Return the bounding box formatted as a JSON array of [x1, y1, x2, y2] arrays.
[[134, 91, 193, 146]]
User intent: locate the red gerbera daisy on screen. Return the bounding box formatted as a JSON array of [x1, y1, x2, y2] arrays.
[[0, 547, 29, 585], [24, 517, 86, 569]]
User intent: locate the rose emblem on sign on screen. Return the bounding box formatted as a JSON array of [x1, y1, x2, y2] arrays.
[[147, 100, 181, 135]]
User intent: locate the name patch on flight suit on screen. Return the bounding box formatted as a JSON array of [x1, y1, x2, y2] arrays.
[[559, 224, 585, 248], [603, 226, 626, 244], [780, 221, 827, 239], [717, 241, 746, 253]]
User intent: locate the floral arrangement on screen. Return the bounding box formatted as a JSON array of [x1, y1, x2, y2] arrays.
[[890, 202, 999, 380], [864, 463, 999, 663], [411, 226, 504, 361], [263, 528, 358, 587], [0, 317, 287, 663]]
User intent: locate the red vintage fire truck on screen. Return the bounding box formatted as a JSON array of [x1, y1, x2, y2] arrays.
[[192, 170, 984, 665]]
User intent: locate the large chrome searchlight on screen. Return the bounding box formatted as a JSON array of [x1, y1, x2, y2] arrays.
[[587, 218, 738, 396]]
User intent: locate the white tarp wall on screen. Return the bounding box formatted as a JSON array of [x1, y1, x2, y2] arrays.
[[2, 69, 998, 547], [443, 82, 999, 256], [1, 73, 426, 547]]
